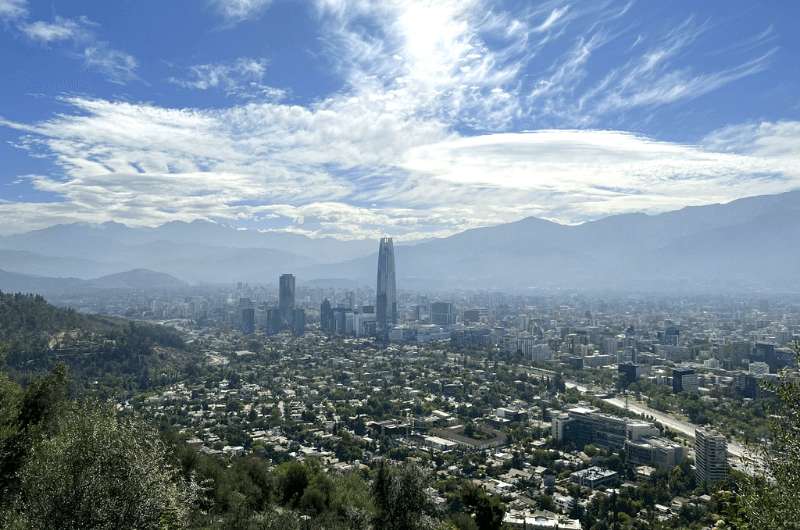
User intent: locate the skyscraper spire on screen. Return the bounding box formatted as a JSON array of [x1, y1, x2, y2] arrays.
[[376, 237, 397, 338], [279, 273, 295, 326]]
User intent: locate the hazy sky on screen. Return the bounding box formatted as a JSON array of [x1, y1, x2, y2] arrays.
[[1, 0, 799, 239]]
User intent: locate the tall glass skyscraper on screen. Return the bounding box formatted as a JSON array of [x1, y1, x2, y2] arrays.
[[279, 273, 295, 325], [376, 237, 397, 336]]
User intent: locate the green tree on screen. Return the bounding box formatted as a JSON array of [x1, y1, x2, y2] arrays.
[[10, 403, 196, 529], [0, 364, 70, 498], [740, 345, 800, 528], [373, 462, 438, 530], [279, 461, 310, 507], [460, 483, 504, 530]]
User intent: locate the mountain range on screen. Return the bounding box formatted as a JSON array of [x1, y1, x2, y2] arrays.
[[0, 268, 187, 295], [1, 190, 799, 292]]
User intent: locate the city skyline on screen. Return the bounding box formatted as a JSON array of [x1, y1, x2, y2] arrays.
[[1, 2, 798, 527]]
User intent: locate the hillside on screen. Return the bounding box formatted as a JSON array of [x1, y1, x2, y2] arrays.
[[0, 268, 187, 296], [88, 269, 187, 290], [0, 291, 190, 392]]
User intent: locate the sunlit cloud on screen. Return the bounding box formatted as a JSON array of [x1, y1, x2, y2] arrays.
[[0, 0, 792, 239]]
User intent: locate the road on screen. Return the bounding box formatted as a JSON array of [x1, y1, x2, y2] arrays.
[[564, 380, 757, 466], [602, 397, 750, 458]]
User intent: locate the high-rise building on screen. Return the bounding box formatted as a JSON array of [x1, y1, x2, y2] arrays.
[[753, 342, 794, 373], [672, 367, 698, 394], [240, 307, 255, 335], [430, 301, 456, 326], [320, 298, 334, 333], [695, 428, 728, 484], [266, 308, 282, 336], [376, 237, 397, 337], [663, 325, 680, 346], [292, 308, 306, 336], [333, 306, 348, 335], [618, 362, 642, 388], [279, 273, 295, 326]]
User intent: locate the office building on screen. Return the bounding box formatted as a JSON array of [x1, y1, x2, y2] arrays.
[[618, 362, 642, 388], [506, 334, 552, 361], [266, 308, 282, 336], [603, 337, 619, 356], [240, 307, 255, 335], [734, 372, 761, 399], [353, 311, 376, 337], [451, 327, 493, 348], [552, 406, 657, 450], [695, 428, 728, 485], [320, 299, 334, 333], [430, 301, 456, 326], [292, 308, 305, 336], [376, 237, 397, 337], [749, 361, 770, 376], [463, 309, 482, 324], [625, 436, 686, 469], [672, 367, 698, 394], [279, 274, 295, 326], [753, 342, 795, 373], [570, 467, 618, 489], [388, 325, 416, 343], [663, 325, 680, 346]]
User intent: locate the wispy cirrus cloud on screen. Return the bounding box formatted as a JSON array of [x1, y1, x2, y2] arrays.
[[0, 2, 138, 84], [522, 11, 778, 126], [208, 0, 272, 24], [82, 44, 138, 84], [0, 0, 792, 239], [20, 15, 92, 43], [169, 57, 285, 100], [579, 17, 778, 119]]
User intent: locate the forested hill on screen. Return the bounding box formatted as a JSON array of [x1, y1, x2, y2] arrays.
[[0, 291, 189, 393]]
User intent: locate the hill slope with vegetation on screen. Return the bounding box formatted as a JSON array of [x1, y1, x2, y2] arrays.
[[0, 291, 189, 393]]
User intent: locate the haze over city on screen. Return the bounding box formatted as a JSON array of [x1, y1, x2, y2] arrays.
[[0, 1, 799, 529]]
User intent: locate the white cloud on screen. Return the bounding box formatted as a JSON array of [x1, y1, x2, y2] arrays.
[[83, 44, 138, 84], [702, 120, 800, 161], [533, 6, 569, 33], [209, 0, 271, 23], [1, 94, 799, 238], [0, 1, 793, 238], [0, 0, 26, 20], [20, 16, 91, 43], [523, 13, 777, 126], [315, 0, 536, 131], [170, 58, 285, 100], [0, 8, 138, 84]]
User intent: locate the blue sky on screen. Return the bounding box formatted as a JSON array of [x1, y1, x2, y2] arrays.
[[1, 0, 799, 239]]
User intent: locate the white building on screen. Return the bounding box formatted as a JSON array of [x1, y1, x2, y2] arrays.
[[695, 428, 728, 485]]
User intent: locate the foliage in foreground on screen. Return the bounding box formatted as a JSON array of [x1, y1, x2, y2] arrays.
[[738, 345, 800, 529], [0, 367, 196, 529]]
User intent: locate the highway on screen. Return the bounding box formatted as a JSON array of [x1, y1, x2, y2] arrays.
[[564, 380, 758, 468], [601, 396, 749, 459]]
